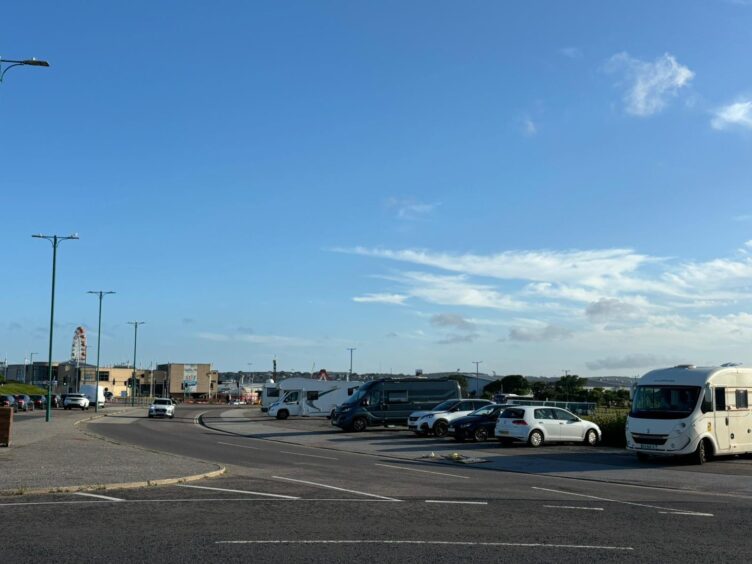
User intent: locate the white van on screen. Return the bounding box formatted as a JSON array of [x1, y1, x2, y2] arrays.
[[268, 380, 360, 419], [79, 384, 105, 409], [626, 364, 752, 464]]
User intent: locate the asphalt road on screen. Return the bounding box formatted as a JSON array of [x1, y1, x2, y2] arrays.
[[3, 405, 751, 563]]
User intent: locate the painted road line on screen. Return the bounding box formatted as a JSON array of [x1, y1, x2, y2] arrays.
[[425, 500, 487, 505], [532, 487, 712, 516], [215, 540, 633, 551], [217, 441, 260, 450], [272, 476, 401, 502], [279, 450, 338, 460], [73, 492, 125, 502], [177, 484, 299, 499], [375, 463, 469, 479], [0, 497, 398, 508], [543, 505, 604, 511], [658, 511, 714, 517]]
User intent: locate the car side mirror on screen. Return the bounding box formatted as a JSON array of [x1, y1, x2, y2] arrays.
[[361, 399, 369, 406]]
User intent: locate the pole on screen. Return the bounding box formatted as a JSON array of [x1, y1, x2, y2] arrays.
[[472, 361, 482, 398], [88, 291, 115, 413], [128, 321, 144, 406], [28, 352, 38, 384], [347, 348, 356, 382]]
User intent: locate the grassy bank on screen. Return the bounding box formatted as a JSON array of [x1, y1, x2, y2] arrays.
[[0, 383, 48, 395]]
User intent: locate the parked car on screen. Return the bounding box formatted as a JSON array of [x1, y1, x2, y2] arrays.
[[29, 394, 47, 409], [148, 398, 175, 419], [63, 393, 90, 410], [0, 394, 18, 412], [495, 406, 601, 447], [410, 399, 492, 437], [448, 403, 507, 442], [14, 394, 34, 412]]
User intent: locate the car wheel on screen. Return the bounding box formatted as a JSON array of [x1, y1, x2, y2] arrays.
[[433, 420, 449, 438], [473, 427, 489, 442], [584, 429, 598, 446], [691, 439, 710, 465], [352, 417, 367, 432], [276, 410, 289, 420], [528, 430, 544, 448], [636, 452, 650, 462], [169, 414, 174, 419]]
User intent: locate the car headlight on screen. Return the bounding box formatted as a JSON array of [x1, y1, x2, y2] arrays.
[[340, 406, 351, 412], [426, 414, 434, 420]]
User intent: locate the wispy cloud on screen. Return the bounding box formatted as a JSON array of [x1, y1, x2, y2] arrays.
[[606, 52, 694, 116], [586, 353, 677, 371], [430, 313, 475, 331], [352, 293, 408, 305], [560, 47, 583, 59], [521, 116, 537, 137], [507, 324, 573, 342], [197, 331, 314, 347], [711, 99, 752, 130], [385, 198, 440, 221], [437, 333, 479, 345]]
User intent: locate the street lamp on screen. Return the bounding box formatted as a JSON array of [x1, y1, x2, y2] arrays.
[[472, 361, 483, 398], [0, 57, 50, 83], [347, 348, 356, 382], [127, 321, 144, 407], [27, 352, 38, 384], [33, 233, 79, 422], [88, 291, 115, 413]]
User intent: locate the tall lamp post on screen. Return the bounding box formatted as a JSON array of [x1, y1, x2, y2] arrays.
[[347, 347, 356, 382], [27, 352, 38, 384], [472, 360, 482, 398], [88, 291, 115, 413], [33, 233, 79, 422], [127, 321, 144, 406], [0, 57, 49, 83]]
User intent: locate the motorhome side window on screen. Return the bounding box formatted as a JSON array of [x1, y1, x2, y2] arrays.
[[735, 389, 749, 409], [387, 390, 408, 403], [715, 387, 726, 411], [307, 391, 319, 401], [701, 387, 713, 413], [268, 389, 280, 397]]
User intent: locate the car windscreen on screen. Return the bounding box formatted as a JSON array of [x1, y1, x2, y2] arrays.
[[630, 385, 701, 419]]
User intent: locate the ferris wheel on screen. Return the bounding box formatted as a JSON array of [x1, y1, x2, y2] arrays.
[[71, 326, 87, 363]]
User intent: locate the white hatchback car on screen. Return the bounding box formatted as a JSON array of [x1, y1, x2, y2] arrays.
[[494, 406, 600, 447]]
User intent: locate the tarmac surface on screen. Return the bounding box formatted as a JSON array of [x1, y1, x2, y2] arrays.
[[0, 406, 223, 494]]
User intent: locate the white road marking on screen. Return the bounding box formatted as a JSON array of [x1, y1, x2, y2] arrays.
[[177, 484, 299, 499], [279, 450, 338, 460], [215, 540, 633, 551], [73, 492, 124, 502], [543, 505, 603, 511], [0, 497, 396, 507], [217, 441, 260, 450], [375, 463, 469, 479], [659, 511, 714, 517], [272, 476, 401, 501], [532, 487, 712, 516], [425, 500, 487, 505]]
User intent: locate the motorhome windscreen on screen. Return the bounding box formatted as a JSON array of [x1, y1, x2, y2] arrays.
[[630, 386, 701, 419]]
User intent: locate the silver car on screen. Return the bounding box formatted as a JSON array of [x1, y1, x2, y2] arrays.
[[495, 406, 600, 447], [63, 393, 90, 410]]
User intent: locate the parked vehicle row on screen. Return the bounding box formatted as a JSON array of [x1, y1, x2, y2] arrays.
[[0, 393, 63, 412]]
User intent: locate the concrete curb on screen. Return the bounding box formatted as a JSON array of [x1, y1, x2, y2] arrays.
[[0, 407, 227, 496]]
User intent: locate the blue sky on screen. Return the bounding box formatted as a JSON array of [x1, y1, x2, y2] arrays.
[[2, 1, 752, 376]]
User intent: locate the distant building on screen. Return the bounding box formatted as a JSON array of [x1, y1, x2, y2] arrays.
[[158, 363, 217, 399]]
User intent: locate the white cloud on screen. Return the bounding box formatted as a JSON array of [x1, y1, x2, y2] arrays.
[[197, 331, 314, 347], [385, 198, 440, 221], [711, 99, 752, 130], [560, 47, 583, 59], [352, 293, 408, 305], [508, 324, 573, 342], [606, 52, 694, 117], [585, 298, 642, 323], [521, 117, 537, 137], [437, 333, 479, 345], [586, 353, 676, 371], [400, 271, 527, 311]]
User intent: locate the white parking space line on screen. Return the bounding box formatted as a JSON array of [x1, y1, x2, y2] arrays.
[[0, 497, 399, 508], [177, 484, 299, 499], [215, 540, 633, 551], [279, 450, 338, 460], [532, 487, 713, 517], [659, 511, 714, 517], [217, 441, 260, 450], [543, 505, 603, 511], [425, 500, 487, 505], [73, 492, 124, 502], [272, 476, 401, 502], [374, 463, 469, 479]]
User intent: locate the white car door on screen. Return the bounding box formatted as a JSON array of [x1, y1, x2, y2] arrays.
[[554, 408, 585, 441], [533, 408, 560, 441]]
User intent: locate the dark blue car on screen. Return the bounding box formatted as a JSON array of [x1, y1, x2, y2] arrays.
[[448, 403, 506, 442]]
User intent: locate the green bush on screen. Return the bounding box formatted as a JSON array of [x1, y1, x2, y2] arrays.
[[583, 411, 627, 447]]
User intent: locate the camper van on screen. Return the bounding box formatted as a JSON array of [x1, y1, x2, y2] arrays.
[[331, 378, 461, 432], [260, 381, 280, 412], [626, 364, 752, 464], [268, 379, 360, 419]]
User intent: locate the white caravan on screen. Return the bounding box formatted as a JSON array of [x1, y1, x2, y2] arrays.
[[268, 379, 360, 419], [626, 364, 752, 464]]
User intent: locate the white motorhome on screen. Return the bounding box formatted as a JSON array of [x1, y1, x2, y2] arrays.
[[260, 380, 280, 412], [626, 364, 752, 464], [268, 379, 360, 419]]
